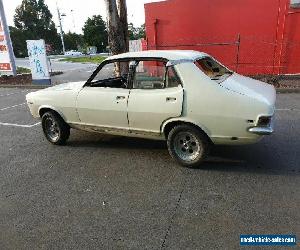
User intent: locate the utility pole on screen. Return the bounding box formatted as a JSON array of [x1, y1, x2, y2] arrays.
[[0, 0, 17, 76], [71, 9, 76, 32], [56, 3, 66, 55]]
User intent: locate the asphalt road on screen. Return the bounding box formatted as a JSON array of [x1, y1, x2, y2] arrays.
[[0, 89, 299, 249]]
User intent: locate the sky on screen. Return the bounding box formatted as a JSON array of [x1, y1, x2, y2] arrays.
[[2, 0, 164, 34]]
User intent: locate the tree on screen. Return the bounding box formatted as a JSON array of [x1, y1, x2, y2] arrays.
[[82, 15, 108, 53], [128, 23, 145, 40], [104, 0, 129, 55], [13, 0, 61, 52], [137, 24, 146, 39], [64, 32, 84, 51], [9, 26, 29, 57]]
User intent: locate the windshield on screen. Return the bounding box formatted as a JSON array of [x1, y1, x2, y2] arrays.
[[195, 57, 232, 82]]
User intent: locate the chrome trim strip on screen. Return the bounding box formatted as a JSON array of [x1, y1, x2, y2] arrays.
[[68, 123, 164, 140], [167, 59, 194, 66]]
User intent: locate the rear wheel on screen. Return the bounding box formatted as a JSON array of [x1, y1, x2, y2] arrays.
[[42, 111, 70, 145], [167, 125, 210, 167]]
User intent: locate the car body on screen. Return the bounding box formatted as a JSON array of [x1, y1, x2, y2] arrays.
[[26, 50, 276, 166]]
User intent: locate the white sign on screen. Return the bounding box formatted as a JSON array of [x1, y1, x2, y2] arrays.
[[27, 40, 51, 85], [0, 5, 16, 75]]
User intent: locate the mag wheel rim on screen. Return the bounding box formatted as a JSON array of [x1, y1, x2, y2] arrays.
[[174, 131, 201, 162], [44, 116, 60, 142]]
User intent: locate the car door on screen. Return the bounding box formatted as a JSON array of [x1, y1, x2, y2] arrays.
[[76, 60, 130, 129], [128, 60, 183, 134]]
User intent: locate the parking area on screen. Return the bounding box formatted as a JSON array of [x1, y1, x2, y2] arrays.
[[0, 88, 299, 249]]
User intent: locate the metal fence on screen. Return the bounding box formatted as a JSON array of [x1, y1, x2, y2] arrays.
[[147, 35, 300, 76]]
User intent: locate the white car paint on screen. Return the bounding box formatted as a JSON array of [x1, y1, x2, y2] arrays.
[[76, 87, 130, 129], [26, 50, 276, 145], [128, 86, 183, 133]]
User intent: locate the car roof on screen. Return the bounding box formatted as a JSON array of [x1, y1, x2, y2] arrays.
[[107, 50, 209, 62]]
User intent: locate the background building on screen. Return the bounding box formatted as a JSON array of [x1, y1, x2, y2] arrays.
[[145, 0, 300, 75]]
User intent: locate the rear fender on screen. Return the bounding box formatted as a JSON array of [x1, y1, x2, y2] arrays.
[[161, 117, 212, 138]]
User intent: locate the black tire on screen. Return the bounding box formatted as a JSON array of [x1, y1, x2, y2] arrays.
[[167, 124, 210, 167], [42, 111, 70, 145]]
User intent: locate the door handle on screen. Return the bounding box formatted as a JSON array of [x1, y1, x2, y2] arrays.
[[116, 96, 126, 100], [166, 97, 177, 102]]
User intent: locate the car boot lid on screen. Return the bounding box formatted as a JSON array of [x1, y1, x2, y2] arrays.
[[220, 73, 276, 106]]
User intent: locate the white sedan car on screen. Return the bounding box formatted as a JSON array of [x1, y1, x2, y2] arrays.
[[26, 50, 276, 167]]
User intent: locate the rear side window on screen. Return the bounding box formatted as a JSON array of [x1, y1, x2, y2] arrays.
[[195, 57, 232, 82], [133, 60, 166, 89]]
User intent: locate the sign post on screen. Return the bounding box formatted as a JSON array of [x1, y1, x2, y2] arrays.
[[26, 40, 51, 85], [0, 0, 17, 76]]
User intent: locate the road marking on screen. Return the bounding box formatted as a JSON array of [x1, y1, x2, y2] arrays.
[[276, 108, 300, 111], [0, 103, 26, 111], [0, 122, 40, 128], [0, 90, 29, 97], [0, 92, 19, 97]]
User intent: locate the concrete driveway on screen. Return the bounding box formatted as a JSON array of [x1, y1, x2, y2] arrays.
[[0, 89, 299, 249]]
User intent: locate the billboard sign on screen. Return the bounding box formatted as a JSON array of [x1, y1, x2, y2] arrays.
[[26, 40, 51, 85], [0, 0, 16, 75]]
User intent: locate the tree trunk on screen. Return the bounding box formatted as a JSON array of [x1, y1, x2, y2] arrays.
[[117, 0, 129, 51], [104, 0, 129, 55]]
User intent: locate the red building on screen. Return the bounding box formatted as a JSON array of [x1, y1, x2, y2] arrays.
[[145, 0, 300, 75]]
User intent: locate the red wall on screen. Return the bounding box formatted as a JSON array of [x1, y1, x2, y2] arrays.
[[145, 0, 300, 75]]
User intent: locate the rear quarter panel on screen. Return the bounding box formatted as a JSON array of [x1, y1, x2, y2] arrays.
[[174, 63, 266, 144]]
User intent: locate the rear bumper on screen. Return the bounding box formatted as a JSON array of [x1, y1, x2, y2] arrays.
[[248, 126, 273, 135], [248, 114, 275, 135]]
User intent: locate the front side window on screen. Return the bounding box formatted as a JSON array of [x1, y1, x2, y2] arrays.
[[195, 57, 232, 82], [133, 60, 166, 89], [90, 61, 131, 88]]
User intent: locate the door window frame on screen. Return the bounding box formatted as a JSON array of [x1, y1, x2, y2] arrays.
[[85, 59, 133, 89], [165, 66, 183, 88], [85, 57, 182, 89]]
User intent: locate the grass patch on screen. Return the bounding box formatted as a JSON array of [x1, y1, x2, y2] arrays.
[[17, 67, 31, 74], [59, 56, 106, 64]]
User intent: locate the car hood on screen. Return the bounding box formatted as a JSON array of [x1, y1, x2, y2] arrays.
[[42, 81, 86, 92], [220, 73, 276, 107]]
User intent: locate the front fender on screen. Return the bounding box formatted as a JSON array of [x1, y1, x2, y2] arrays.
[[38, 105, 68, 122]]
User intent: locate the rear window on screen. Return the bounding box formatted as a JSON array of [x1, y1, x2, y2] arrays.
[[195, 57, 232, 82]]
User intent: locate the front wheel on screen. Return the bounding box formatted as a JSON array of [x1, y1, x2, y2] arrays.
[[167, 125, 210, 167], [42, 111, 70, 145]]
